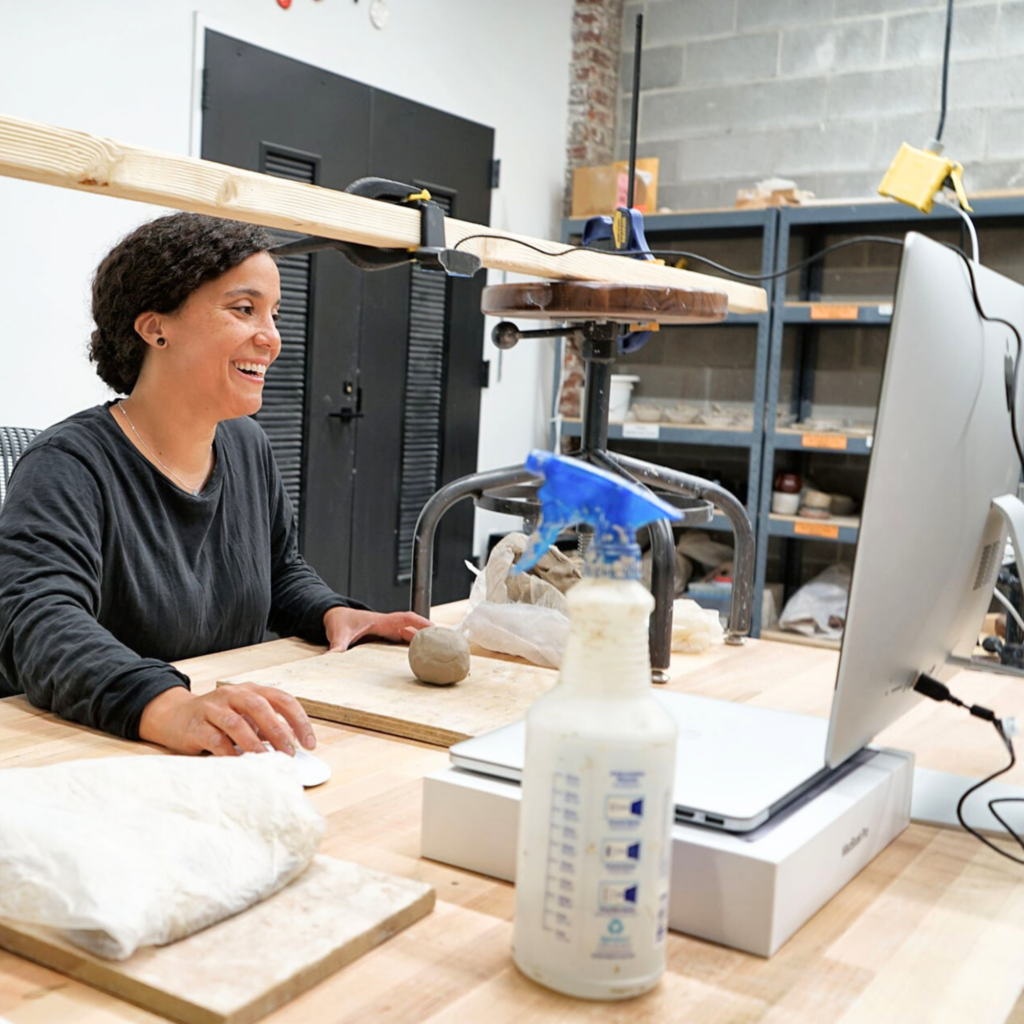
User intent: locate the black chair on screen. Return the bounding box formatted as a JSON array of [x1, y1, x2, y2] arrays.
[[0, 427, 40, 508]]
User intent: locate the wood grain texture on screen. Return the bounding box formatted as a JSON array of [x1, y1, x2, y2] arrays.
[[2, 621, 1024, 1023], [218, 643, 558, 746], [480, 280, 729, 324], [0, 114, 767, 313], [0, 857, 434, 1024]]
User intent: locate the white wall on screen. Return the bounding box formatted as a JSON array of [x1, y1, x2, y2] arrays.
[[0, 0, 572, 555]]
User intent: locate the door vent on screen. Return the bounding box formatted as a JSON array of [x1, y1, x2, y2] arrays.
[[396, 193, 452, 582], [973, 540, 1000, 591], [258, 148, 317, 530]]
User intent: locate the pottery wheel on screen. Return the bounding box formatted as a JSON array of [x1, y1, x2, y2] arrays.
[[480, 280, 729, 325]]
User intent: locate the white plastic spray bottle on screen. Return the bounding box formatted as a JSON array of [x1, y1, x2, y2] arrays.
[[510, 450, 681, 1000]]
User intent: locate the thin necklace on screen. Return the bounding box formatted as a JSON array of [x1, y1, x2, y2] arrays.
[[117, 401, 213, 497]]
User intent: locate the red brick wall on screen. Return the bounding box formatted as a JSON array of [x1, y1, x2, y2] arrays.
[[566, 0, 624, 215]]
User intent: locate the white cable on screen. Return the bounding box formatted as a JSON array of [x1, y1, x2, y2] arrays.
[[937, 191, 979, 261], [993, 586, 1024, 635]]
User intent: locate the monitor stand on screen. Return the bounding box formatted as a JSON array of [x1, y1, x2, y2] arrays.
[[959, 493, 1024, 679]]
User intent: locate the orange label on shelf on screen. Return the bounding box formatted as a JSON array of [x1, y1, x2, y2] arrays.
[[809, 303, 859, 320], [801, 433, 848, 450], [794, 521, 841, 539]]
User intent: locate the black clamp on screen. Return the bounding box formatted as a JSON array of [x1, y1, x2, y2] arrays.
[[271, 177, 482, 278]]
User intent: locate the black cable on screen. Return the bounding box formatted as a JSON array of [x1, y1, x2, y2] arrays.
[[944, 244, 1024, 476], [452, 232, 905, 282], [936, 0, 955, 142], [914, 675, 1024, 865], [955, 722, 1024, 865]]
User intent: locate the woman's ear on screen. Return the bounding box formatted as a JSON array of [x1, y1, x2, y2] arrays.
[[134, 311, 167, 349]]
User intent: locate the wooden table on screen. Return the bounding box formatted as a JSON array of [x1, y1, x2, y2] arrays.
[[1, 626, 1024, 1024]]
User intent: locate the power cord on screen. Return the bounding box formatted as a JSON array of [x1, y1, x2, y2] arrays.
[[452, 232, 905, 282], [914, 674, 1024, 864], [934, 0, 955, 145], [943, 243, 1024, 477]]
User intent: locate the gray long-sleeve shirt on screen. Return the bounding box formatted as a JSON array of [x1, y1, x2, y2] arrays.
[[0, 403, 362, 740]]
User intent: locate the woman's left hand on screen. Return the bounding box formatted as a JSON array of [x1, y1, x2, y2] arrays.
[[323, 606, 432, 653]]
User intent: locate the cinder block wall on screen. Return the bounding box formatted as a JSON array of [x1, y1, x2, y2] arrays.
[[615, 0, 1024, 211]]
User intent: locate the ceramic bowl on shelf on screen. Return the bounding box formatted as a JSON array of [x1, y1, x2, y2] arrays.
[[771, 491, 801, 515], [829, 494, 856, 517], [802, 489, 832, 511], [664, 404, 701, 424], [630, 403, 663, 423]]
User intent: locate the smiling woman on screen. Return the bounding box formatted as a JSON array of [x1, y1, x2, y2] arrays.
[[0, 213, 430, 757]]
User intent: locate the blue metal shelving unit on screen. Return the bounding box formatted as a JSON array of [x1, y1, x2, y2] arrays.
[[554, 196, 1024, 639], [754, 197, 1024, 629]]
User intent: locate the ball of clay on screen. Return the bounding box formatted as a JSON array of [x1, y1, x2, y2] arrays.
[[408, 627, 471, 685]]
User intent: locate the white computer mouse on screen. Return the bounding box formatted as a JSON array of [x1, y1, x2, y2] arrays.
[[289, 745, 332, 788], [237, 742, 333, 788]]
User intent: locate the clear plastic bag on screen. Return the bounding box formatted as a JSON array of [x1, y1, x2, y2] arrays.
[[671, 597, 725, 653], [459, 533, 572, 668], [778, 564, 851, 639]]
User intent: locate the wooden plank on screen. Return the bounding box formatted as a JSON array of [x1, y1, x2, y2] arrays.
[[218, 643, 557, 746], [0, 113, 767, 314], [0, 856, 434, 1024]]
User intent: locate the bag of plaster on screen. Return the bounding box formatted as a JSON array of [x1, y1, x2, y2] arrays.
[[459, 532, 579, 668], [0, 752, 325, 960], [778, 564, 851, 639]]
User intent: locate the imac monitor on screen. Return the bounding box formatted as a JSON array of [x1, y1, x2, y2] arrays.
[[826, 231, 1024, 767]]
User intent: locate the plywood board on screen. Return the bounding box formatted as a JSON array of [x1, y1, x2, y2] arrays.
[[0, 856, 434, 1024], [219, 643, 558, 746], [0, 113, 767, 313]]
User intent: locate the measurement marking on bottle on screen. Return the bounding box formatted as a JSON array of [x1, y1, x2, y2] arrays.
[[542, 771, 583, 939]]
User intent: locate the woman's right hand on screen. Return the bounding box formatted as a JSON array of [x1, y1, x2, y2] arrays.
[[138, 683, 316, 757]]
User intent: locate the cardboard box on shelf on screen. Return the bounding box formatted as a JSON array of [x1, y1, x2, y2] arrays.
[[736, 177, 814, 209], [571, 158, 659, 218]]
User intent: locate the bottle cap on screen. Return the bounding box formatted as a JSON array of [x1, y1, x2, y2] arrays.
[[514, 450, 682, 579]]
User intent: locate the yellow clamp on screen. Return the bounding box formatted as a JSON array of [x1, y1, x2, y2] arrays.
[[877, 142, 972, 214], [405, 189, 432, 203], [628, 321, 660, 333]]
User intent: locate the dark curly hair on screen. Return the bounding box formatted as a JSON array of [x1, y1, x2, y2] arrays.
[[89, 213, 274, 394]]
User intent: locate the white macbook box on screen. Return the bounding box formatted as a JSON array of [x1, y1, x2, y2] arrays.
[[422, 747, 913, 957]]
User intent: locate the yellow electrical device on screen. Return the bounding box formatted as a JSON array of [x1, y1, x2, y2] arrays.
[[877, 142, 972, 214]]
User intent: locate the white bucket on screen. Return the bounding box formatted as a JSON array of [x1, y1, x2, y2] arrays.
[[609, 374, 641, 421]]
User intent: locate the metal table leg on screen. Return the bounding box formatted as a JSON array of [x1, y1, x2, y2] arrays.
[[604, 451, 755, 644], [410, 465, 540, 618]]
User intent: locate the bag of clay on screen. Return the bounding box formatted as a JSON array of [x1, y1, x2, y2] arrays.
[[778, 564, 851, 639], [0, 752, 325, 960], [459, 532, 579, 668]]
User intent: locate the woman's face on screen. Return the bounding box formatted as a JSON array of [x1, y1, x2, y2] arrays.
[[159, 251, 282, 420]]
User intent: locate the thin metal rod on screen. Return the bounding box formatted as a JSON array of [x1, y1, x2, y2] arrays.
[[410, 465, 541, 617], [581, 359, 612, 453], [627, 13, 644, 210], [590, 449, 675, 680]]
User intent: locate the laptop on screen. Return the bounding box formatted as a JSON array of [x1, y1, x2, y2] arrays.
[[451, 233, 1024, 832]]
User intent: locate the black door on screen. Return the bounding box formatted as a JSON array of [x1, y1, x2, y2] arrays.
[[201, 31, 492, 611]]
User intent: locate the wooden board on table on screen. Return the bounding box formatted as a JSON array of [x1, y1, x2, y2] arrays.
[[0, 855, 433, 1024], [219, 643, 558, 746]]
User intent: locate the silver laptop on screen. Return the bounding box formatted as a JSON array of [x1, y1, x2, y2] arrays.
[[452, 233, 1024, 832]]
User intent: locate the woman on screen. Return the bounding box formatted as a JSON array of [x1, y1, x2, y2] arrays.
[[0, 213, 430, 756]]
